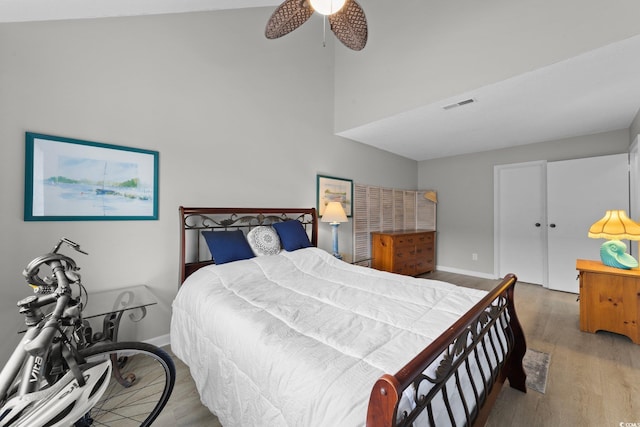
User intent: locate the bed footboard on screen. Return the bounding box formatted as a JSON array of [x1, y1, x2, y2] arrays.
[[366, 274, 526, 427]]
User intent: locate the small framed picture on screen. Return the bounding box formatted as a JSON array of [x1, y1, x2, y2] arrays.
[[316, 174, 353, 217], [24, 132, 159, 221]]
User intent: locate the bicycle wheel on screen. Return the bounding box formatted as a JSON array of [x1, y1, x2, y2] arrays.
[[77, 341, 175, 427]]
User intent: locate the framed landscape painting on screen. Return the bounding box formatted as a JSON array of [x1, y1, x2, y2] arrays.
[[24, 132, 159, 221], [316, 174, 353, 217]]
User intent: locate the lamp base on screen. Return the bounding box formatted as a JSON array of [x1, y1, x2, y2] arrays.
[[331, 222, 342, 259], [600, 240, 638, 269]]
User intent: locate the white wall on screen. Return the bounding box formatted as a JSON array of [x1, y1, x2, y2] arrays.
[[417, 129, 630, 276], [0, 9, 418, 364], [334, 0, 640, 133]]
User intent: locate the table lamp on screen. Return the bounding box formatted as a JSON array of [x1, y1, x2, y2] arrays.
[[321, 201, 348, 259], [588, 210, 640, 269]]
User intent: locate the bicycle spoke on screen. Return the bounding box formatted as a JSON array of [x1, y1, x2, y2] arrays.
[[79, 343, 175, 427]]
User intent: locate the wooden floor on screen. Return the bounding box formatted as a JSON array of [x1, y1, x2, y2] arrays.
[[155, 270, 640, 426]]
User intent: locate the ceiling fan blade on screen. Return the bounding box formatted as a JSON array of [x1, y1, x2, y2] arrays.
[[328, 0, 368, 51], [265, 0, 314, 40]]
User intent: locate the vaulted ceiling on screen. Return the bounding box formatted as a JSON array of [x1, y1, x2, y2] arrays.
[[0, 0, 279, 23], [3, 0, 639, 161]]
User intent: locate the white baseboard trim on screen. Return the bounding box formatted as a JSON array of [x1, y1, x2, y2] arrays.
[[145, 333, 170, 348], [435, 265, 499, 280]]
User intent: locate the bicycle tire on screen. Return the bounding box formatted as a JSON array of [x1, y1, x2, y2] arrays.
[[77, 341, 175, 427]]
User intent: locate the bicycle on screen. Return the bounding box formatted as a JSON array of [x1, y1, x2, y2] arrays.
[[0, 238, 175, 426]]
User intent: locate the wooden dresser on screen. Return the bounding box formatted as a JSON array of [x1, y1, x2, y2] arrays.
[[371, 230, 435, 276], [576, 259, 640, 344]]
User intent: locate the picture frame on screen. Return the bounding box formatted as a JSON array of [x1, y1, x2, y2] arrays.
[[316, 174, 353, 217], [24, 132, 159, 221]]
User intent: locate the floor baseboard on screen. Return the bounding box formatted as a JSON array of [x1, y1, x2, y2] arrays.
[[435, 265, 498, 280], [145, 333, 170, 348]]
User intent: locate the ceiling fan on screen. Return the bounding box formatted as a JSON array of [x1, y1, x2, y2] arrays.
[[265, 0, 368, 51]]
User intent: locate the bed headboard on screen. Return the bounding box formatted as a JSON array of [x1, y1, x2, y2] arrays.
[[179, 206, 318, 284]]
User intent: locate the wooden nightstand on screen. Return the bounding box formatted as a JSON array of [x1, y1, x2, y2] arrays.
[[576, 259, 640, 344]]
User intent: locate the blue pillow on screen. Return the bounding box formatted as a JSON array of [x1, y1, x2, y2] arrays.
[[201, 230, 255, 264], [272, 220, 312, 251]]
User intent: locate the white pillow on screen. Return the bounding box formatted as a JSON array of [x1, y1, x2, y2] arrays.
[[247, 226, 281, 256]]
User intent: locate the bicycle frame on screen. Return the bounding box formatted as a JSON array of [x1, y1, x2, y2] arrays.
[[0, 240, 97, 426], [0, 326, 42, 402], [1, 238, 175, 427]]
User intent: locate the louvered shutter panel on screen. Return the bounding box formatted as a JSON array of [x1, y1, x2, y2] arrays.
[[353, 184, 370, 262], [352, 185, 436, 261], [417, 191, 436, 230], [393, 190, 404, 230], [382, 188, 394, 231], [369, 186, 381, 232], [404, 191, 416, 229]]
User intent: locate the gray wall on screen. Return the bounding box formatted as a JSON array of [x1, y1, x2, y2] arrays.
[[631, 108, 640, 142], [417, 129, 630, 276], [334, 0, 640, 133], [0, 10, 417, 364]]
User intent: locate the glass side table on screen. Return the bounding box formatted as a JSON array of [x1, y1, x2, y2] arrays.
[[80, 285, 158, 388], [82, 285, 157, 344], [340, 253, 372, 267]]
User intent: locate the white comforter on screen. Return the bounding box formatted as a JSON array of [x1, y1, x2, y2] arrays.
[[170, 247, 488, 427]]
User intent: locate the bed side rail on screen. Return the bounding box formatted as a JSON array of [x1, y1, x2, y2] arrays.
[[366, 274, 526, 427]]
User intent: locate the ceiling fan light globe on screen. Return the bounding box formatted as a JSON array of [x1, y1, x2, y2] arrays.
[[310, 0, 346, 15]]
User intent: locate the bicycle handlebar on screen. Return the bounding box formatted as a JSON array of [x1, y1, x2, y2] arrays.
[[21, 239, 87, 356], [52, 238, 88, 256], [23, 238, 86, 288]]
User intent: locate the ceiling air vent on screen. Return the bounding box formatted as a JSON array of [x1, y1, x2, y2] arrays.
[[443, 98, 476, 110]]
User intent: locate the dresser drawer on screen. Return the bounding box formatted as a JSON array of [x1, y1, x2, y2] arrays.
[[415, 233, 434, 245], [414, 245, 432, 256], [394, 262, 416, 276], [394, 247, 416, 260], [394, 235, 417, 248], [415, 258, 434, 275]]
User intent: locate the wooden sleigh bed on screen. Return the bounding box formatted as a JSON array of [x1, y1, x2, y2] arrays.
[[171, 206, 527, 427]]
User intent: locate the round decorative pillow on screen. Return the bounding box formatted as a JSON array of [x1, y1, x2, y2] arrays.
[[247, 226, 281, 256]]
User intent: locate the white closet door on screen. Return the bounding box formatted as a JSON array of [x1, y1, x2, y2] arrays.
[[495, 161, 547, 285], [547, 153, 629, 293]]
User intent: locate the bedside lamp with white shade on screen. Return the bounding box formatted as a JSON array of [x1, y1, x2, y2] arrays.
[[321, 201, 348, 259]]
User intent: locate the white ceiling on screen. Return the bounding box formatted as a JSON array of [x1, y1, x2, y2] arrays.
[[2, 0, 639, 161], [339, 35, 640, 160], [0, 0, 278, 23]]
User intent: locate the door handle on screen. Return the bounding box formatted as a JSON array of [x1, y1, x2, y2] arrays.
[[549, 223, 556, 228]]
